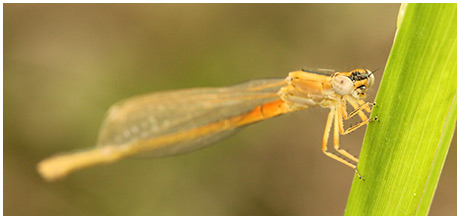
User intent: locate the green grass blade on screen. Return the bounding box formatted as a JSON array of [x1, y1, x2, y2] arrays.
[[415, 92, 457, 215], [344, 3, 457, 216]]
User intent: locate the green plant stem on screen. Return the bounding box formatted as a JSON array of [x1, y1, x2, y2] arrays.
[[344, 3, 457, 216]]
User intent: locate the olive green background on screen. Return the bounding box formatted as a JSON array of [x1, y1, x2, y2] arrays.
[[4, 4, 456, 215]]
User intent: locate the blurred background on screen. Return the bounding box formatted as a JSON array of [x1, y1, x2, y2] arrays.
[[4, 4, 456, 216]]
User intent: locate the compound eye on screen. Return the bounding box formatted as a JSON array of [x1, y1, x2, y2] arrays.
[[367, 73, 375, 88], [332, 75, 354, 95]]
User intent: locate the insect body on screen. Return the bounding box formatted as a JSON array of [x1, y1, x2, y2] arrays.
[[37, 69, 376, 181]]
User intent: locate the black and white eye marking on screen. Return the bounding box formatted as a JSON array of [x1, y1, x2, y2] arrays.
[[349, 71, 367, 81]]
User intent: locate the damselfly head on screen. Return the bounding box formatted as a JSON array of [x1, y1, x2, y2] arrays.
[[332, 69, 375, 99]]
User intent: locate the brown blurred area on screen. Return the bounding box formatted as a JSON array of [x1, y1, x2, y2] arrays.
[[4, 3, 456, 216]]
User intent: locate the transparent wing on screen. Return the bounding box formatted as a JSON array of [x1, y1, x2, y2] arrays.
[[96, 78, 286, 157]]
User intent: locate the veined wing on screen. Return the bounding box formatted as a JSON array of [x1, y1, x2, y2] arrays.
[[96, 78, 287, 157]]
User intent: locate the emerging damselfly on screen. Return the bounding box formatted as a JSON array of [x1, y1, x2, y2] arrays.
[[37, 69, 376, 181]]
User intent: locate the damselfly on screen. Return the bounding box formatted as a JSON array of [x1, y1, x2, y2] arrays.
[[37, 69, 376, 181]]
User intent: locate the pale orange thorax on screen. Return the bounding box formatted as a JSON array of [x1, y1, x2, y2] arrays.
[[279, 69, 376, 178]]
